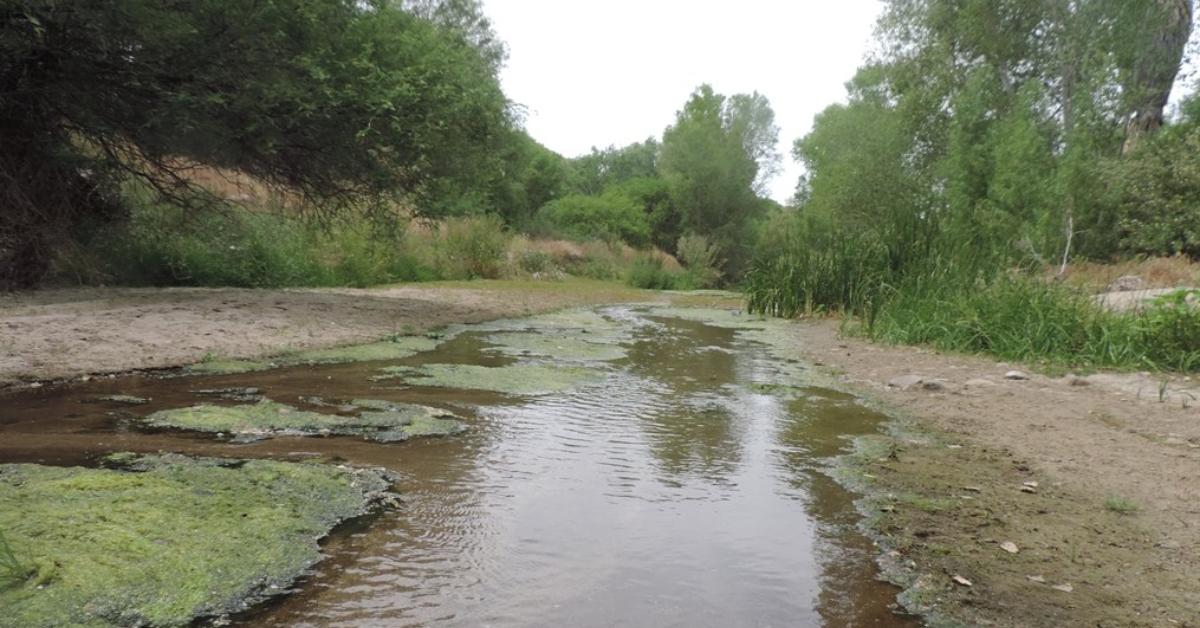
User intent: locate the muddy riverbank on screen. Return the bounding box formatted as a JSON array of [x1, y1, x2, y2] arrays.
[[799, 321, 1200, 627], [0, 280, 725, 387]]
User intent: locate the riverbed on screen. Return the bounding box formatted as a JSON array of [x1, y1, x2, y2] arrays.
[[0, 306, 913, 627]]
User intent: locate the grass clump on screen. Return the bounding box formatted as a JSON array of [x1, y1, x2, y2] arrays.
[[0, 454, 392, 627], [1104, 496, 1139, 514], [0, 531, 32, 591]]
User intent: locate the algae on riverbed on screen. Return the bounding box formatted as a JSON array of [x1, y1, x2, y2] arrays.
[[0, 454, 393, 628], [183, 358, 273, 376], [143, 399, 465, 442], [280, 336, 441, 365], [374, 363, 604, 395], [179, 337, 442, 377], [482, 331, 627, 361]]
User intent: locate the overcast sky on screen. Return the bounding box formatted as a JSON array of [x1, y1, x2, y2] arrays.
[[484, 0, 883, 203]]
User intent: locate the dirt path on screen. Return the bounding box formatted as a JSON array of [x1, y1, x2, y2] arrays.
[[795, 320, 1200, 626], [0, 280, 666, 387]]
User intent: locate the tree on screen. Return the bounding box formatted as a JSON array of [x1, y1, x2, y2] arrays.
[[0, 0, 511, 289], [795, 0, 1196, 263], [659, 84, 776, 277], [725, 92, 782, 195], [1122, 0, 1194, 155], [571, 139, 660, 196]]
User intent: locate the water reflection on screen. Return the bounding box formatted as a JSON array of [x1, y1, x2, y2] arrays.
[[623, 316, 745, 486]]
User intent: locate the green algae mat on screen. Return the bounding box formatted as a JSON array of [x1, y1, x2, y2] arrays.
[[0, 454, 393, 628], [183, 336, 441, 375], [374, 363, 605, 395], [143, 399, 466, 443]]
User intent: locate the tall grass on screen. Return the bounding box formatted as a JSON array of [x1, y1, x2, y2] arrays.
[[746, 212, 1200, 373], [51, 194, 438, 288]]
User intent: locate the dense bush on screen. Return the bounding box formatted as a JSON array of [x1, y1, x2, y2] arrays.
[[534, 194, 650, 247], [1109, 127, 1200, 258]]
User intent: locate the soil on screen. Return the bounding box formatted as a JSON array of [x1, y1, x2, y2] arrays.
[[0, 280, 667, 387], [797, 320, 1200, 627], [2, 281, 1198, 625]]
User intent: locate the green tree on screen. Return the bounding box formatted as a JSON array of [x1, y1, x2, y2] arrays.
[[0, 0, 511, 289], [659, 85, 776, 277], [571, 139, 660, 196], [794, 0, 1194, 265]]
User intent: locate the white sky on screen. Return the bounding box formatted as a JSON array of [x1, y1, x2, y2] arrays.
[[484, 0, 884, 203]]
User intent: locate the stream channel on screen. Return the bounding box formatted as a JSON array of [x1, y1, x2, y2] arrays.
[[0, 306, 917, 627]]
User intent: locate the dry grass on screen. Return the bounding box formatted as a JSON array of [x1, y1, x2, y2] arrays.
[[1053, 256, 1200, 292]]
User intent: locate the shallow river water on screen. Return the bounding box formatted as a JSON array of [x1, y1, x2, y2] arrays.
[[0, 306, 915, 627]]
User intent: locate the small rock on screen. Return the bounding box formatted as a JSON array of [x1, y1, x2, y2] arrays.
[[1005, 370, 1031, 381], [1024, 481, 1039, 488], [952, 575, 973, 587], [1020, 485, 1037, 494], [1027, 575, 1046, 584], [962, 486, 983, 493], [1051, 583, 1074, 593], [965, 378, 996, 387], [1000, 541, 1019, 554], [888, 375, 924, 390]]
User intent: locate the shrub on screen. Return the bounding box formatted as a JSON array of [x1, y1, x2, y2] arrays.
[[78, 195, 323, 288], [675, 233, 724, 288], [1109, 127, 1200, 258], [435, 215, 511, 279], [49, 187, 438, 288], [558, 241, 622, 280], [625, 254, 695, 290], [517, 250, 556, 275], [535, 194, 651, 247]]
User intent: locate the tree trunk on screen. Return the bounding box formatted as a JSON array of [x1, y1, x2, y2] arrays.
[[1122, 0, 1194, 156]]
